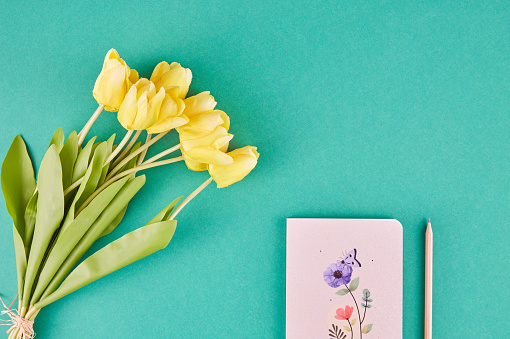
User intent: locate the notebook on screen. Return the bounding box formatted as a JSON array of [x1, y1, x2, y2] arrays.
[[286, 219, 403, 338]]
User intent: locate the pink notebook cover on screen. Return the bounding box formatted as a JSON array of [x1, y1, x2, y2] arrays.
[[286, 219, 403, 338]]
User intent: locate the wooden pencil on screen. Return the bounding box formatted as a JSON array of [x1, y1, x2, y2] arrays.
[[424, 219, 433, 339]]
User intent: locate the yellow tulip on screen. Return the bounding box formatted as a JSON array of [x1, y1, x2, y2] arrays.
[[129, 69, 139, 85], [150, 61, 192, 99], [93, 49, 136, 112], [182, 91, 217, 118], [177, 110, 233, 171], [117, 78, 165, 130], [147, 87, 188, 134], [208, 146, 259, 188]]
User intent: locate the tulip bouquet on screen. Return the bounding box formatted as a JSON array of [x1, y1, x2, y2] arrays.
[[1, 49, 259, 338]]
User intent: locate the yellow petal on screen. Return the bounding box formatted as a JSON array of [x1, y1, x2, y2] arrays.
[[160, 94, 180, 118], [178, 111, 224, 140], [93, 59, 128, 111], [185, 146, 234, 165], [146, 90, 186, 134], [151, 62, 192, 99], [213, 134, 233, 150], [147, 116, 189, 134], [208, 146, 259, 188], [129, 91, 149, 130], [226, 146, 260, 159], [185, 68, 192, 92], [146, 81, 157, 99], [182, 153, 208, 171], [117, 85, 138, 129], [150, 61, 171, 84], [135, 78, 152, 99], [93, 49, 132, 111], [145, 87, 166, 127], [164, 86, 180, 98], [129, 69, 139, 84], [218, 110, 230, 131], [102, 49, 124, 68], [182, 91, 217, 118], [180, 126, 230, 151]]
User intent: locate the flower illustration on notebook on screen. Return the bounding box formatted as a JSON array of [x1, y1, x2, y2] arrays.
[[324, 249, 374, 338]]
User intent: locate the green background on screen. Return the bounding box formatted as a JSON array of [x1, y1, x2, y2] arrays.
[[0, 1, 508, 338]]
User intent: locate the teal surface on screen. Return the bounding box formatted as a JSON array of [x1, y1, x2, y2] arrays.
[[0, 1, 508, 338]]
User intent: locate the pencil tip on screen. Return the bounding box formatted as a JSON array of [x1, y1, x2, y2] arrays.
[[428, 218, 430, 223]]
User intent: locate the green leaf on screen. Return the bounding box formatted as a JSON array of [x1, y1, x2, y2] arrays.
[[366, 304, 372, 308], [1, 135, 36, 297], [349, 277, 360, 292], [97, 134, 116, 187], [362, 324, 373, 334], [59, 131, 79, 190], [12, 226, 27, 297], [148, 197, 183, 225], [37, 175, 146, 304], [366, 298, 373, 302], [61, 142, 107, 233], [37, 214, 175, 308], [361, 303, 366, 308], [71, 136, 96, 183], [363, 289, 371, 298], [30, 177, 130, 304], [75, 142, 107, 209], [23, 190, 38, 246], [100, 205, 127, 238], [90, 141, 101, 159], [49, 127, 64, 153], [1, 135, 36, 241], [22, 145, 64, 307], [336, 288, 349, 296]]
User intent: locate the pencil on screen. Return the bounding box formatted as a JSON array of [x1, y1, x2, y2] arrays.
[[424, 219, 433, 339]]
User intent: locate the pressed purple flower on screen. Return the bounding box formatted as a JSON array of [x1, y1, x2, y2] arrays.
[[323, 262, 353, 288]]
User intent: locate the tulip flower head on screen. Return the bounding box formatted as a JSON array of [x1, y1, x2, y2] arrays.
[[150, 61, 192, 99], [117, 78, 165, 131], [208, 146, 259, 188], [182, 91, 217, 118], [147, 87, 188, 134], [177, 110, 234, 171], [335, 306, 354, 320], [93, 49, 138, 112]]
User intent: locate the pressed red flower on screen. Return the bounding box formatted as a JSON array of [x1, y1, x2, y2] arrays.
[[334, 305, 354, 320]]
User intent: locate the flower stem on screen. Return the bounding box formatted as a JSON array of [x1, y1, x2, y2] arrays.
[[7, 328, 18, 339], [75, 156, 184, 215], [361, 306, 367, 324], [63, 131, 168, 197], [168, 177, 213, 220], [346, 319, 353, 339], [141, 143, 181, 165], [137, 133, 152, 166], [78, 104, 104, 146], [64, 177, 83, 196], [103, 129, 134, 166], [111, 130, 142, 168], [345, 284, 362, 339], [105, 131, 169, 181], [24, 307, 39, 320]]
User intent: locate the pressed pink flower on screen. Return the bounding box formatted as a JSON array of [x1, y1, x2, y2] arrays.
[[334, 305, 354, 320]]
